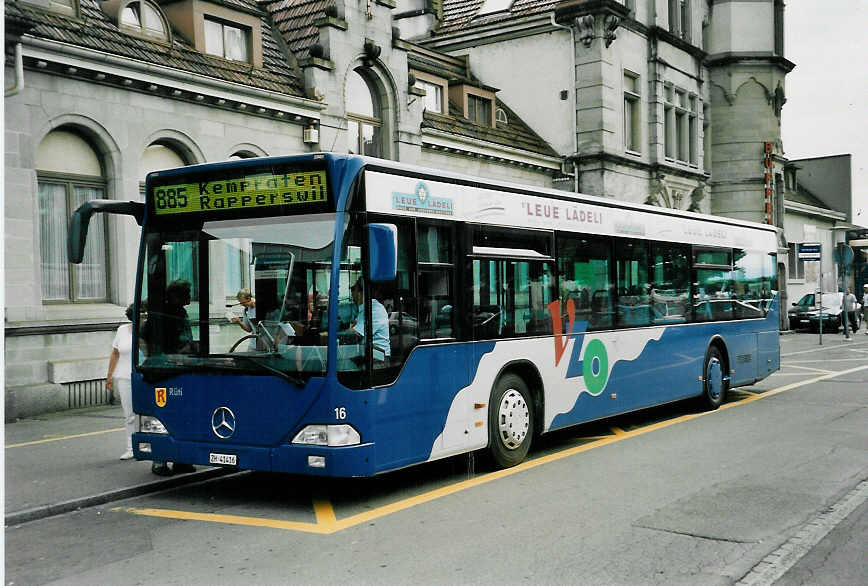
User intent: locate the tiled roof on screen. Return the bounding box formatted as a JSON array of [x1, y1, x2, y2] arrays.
[[437, 0, 560, 35], [408, 48, 557, 158], [261, 0, 327, 61], [422, 98, 559, 158], [408, 49, 470, 82], [5, 0, 305, 97]]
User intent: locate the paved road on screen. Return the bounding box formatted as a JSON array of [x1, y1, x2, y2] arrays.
[[5, 333, 868, 585]]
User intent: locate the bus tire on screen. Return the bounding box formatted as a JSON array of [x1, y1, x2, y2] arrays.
[[701, 346, 727, 410], [488, 374, 533, 469]]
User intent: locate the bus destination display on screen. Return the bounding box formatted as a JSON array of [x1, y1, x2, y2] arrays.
[[152, 170, 328, 215]]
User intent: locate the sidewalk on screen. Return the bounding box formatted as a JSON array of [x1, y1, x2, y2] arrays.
[[4, 405, 227, 526]]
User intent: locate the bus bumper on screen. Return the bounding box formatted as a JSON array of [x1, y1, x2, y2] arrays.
[[133, 433, 377, 477]]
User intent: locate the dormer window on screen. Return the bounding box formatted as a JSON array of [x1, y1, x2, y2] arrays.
[[467, 94, 492, 126], [416, 80, 443, 114], [205, 18, 250, 62], [21, 0, 79, 17], [120, 0, 169, 41], [449, 81, 498, 128], [157, 1, 263, 67], [411, 71, 448, 115]]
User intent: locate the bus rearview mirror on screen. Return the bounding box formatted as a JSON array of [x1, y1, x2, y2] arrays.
[[368, 223, 397, 282], [67, 200, 145, 264]]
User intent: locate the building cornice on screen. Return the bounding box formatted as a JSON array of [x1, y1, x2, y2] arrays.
[[21, 36, 325, 122], [705, 51, 795, 73], [784, 200, 847, 221], [649, 26, 706, 60], [422, 128, 562, 171]]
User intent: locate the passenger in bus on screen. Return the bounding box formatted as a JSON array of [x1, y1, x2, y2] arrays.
[[227, 288, 257, 350], [142, 279, 195, 354], [343, 278, 390, 360]]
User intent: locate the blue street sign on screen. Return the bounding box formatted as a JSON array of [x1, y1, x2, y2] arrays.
[[797, 243, 821, 260]]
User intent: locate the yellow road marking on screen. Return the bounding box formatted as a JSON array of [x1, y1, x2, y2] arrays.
[[6, 427, 123, 448], [610, 426, 627, 436], [117, 363, 868, 534], [113, 507, 334, 534], [313, 499, 337, 526]]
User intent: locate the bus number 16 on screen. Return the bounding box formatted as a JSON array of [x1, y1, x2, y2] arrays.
[[334, 407, 347, 420]]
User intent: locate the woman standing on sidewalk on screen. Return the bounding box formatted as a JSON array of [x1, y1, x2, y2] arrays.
[[106, 304, 136, 460]]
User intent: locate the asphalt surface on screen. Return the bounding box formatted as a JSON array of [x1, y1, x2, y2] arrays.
[[4, 330, 867, 584], [4, 406, 230, 526]]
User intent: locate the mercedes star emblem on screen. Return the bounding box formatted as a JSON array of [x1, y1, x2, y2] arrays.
[[211, 406, 236, 439]]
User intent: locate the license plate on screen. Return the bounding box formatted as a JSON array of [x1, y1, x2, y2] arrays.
[[209, 452, 237, 466]]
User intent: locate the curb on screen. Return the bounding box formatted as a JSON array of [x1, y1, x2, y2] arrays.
[[736, 478, 868, 586], [5, 467, 236, 527]]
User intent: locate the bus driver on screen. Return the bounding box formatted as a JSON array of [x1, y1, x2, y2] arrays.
[[344, 278, 390, 361]]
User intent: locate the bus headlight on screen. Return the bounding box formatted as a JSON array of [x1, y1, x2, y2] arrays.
[[292, 424, 361, 446], [139, 415, 168, 434]]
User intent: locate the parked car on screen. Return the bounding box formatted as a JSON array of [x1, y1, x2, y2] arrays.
[[806, 292, 862, 332], [788, 293, 816, 330]]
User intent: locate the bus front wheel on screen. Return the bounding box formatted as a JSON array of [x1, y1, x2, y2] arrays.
[[488, 374, 533, 469], [701, 346, 728, 410]]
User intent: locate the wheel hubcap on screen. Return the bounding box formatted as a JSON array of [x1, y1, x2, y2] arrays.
[[498, 389, 529, 450], [707, 358, 723, 401]]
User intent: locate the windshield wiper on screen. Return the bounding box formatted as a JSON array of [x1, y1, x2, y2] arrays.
[[210, 353, 306, 387]]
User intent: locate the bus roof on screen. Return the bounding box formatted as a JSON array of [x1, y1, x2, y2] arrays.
[[145, 152, 778, 236], [355, 155, 779, 235]]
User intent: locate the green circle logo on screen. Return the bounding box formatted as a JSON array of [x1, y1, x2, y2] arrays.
[[583, 339, 609, 396]]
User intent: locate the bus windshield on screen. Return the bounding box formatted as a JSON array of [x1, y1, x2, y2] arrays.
[[136, 213, 340, 379]]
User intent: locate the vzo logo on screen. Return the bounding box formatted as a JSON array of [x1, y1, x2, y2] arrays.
[[547, 298, 610, 395], [582, 339, 609, 396]]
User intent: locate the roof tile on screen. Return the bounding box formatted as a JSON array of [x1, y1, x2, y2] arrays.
[[6, 0, 305, 97]]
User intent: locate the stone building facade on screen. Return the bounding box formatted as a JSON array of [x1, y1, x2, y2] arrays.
[[4, 0, 790, 417]]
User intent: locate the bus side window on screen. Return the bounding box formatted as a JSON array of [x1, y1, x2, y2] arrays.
[[651, 242, 690, 325], [732, 249, 765, 319], [693, 248, 733, 322], [417, 222, 454, 340], [557, 234, 613, 330], [512, 260, 554, 335], [471, 258, 507, 339], [615, 239, 650, 328]]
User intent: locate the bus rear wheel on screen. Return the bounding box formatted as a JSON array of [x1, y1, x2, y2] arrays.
[[701, 346, 727, 410], [488, 374, 533, 469]]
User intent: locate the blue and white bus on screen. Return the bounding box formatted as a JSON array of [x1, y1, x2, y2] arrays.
[[69, 153, 779, 476]]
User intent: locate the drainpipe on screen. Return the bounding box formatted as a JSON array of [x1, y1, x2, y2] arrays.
[[550, 14, 579, 192], [5, 42, 24, 97]]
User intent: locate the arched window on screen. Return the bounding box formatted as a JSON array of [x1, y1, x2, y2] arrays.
[[139, 143, 187, 180], [37, 129, 108, 302], [120, 0, 169, 41], [346, 69, 383, 158]]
